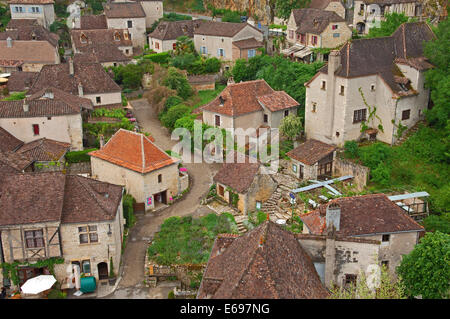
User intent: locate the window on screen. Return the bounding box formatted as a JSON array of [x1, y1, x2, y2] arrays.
[[31, 6, 40, 13], [284, 110, 289, 117], [80, 34, 87, 43], [25, 230, 44, 248], [381, 260, 389, 270], [312, 36, 318, 45], [402, 109, 410, 120], [353, 109, 367, 123], [158, 174, 162, 183], [32, 124, 39, 136], [321, 80, 326, 90], [127, 20, 132, 28], [333, 33, 340, 38], [96, 96, 101, 104], [312, 102, 317, 113], [382, 234, 390, 242], [15, 6, 23, 13], [215, 115, 220, 126], [340, 85, 344, 95], [82, 260, 91, 274], [218, 185, 224, 196], [292, 164, 297, 173], [172, 42, 177, 50], [332, 24, 338, 30], [344, 274, 357, 288], [79, 225, 98, 244], [47, 116, 52, 120], [128, 33, 132, 40], [218, 48, 225, 57], [248, 49, 256, 58], [263, 114, 268, 123], [155, 42, 159, 49], [125, 49, 129, 54], [300, 33, 306, 44], [289, 30, 294, 39], [371, 84, 376, 91], [256, 201, 262, 210], [200, 46, 207, 54]]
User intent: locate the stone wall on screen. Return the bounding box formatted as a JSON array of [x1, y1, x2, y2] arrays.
[[333, 156, 369, 191], [66, 161, 91, 175]]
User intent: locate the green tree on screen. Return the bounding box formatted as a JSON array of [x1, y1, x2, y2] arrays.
[[279, 115, 303, 141], [0, 4, 11, 31], [161, 104, 191, 130], [344, 141, 359, 159], [423, 17, 450, 129], [222, 11, 241, 23], [163, 68, 193, 100], [367, 13, 410, 38], [174, 36, 196, 55], [275, 0, 311, 20], [397, 231, 450, 299]]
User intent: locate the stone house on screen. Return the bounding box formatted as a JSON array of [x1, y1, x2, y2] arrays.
[[353, 0, 422, 34], [195, 79, 299, 136], [89, 129, 188, 211], [112, 0, 163, 28], [300, 193, 425, 279], [0, 172, 125, 288], [304, 22, 435, 146], [73, 14, 108, 30], [73, 47, 131, 68], [148, 19, 202, 53], [193, 21, 264, 65], [0, 25, 60, 72], [8, 0, 55, 29], [213, 154, 278, 215], [29, 58, 123, 108], [286, 139, 337, 181], [197, 221, 329, 299], [0, 87, 93, 150], [103, 2, 147, 47], [284, 8, 351, 62], [71, 28, 134, 58], [309, 0, 346, 19]]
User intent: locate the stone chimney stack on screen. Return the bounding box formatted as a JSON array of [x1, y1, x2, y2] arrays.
[[227, 76, 235, 86], [6, 37, 12, 48], [78, 83, 84, 96], [327, 50, 341, 78], [326, 202, 341, 232], [327, 50, 340, 140], [99, 134, 105, 149], [23, 100, 29, 112], [69, 57, 74, 76]]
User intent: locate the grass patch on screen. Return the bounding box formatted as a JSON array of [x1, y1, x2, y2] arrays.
[[189, 84, 226, 111]]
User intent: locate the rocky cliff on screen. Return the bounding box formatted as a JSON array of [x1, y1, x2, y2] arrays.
[[205, 0, 273, 24]]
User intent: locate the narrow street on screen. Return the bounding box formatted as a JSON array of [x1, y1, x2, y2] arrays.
[[102, 98, 220, 298]]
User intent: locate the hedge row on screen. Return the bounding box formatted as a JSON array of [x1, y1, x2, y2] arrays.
[[65, 148, 97, 163], [143, 52, 171, 64]]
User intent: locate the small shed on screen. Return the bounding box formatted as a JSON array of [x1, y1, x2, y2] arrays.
[[286, 139, 336, 181], [187, 74, 216, 91]]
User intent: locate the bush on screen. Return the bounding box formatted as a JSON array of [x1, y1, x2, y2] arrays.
[[162, 68, 193, 100], [160, 104, 191, 130], [123, 193, 136, 228], [222, 11, 241, 23], [359, 142, 393, 170], [168, 290, 175, 299], [65, 148, 97, 163], [370, 163, 391, 187], [422, 213, 450, 234], [344, 141, 359, 158], [143, 52, 171, 64], [2, 91, 26, 101], [174, 115, 196, 132], [203, 57, 221, 73], [48, 289, 67, 299], [164, 95, 183, 110]]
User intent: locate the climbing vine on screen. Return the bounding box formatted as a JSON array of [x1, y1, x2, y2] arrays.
[[358, 87, 384, 134], [225, 187, 239, 208], [391, 119, 408, 139], [0, 257, 64, 286]]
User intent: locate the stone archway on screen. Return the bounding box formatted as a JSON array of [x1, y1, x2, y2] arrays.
[[97, 262, 108, 280], [356, 22, 366, 34]]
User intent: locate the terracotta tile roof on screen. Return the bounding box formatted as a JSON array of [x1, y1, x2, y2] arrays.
[[286, 139, 336, 165], [187, 74, 215, 84], [89, 129, 178, 174], [300, 194, 425, 237], [213, 152, 260, 194], [29, 61, 121, 95], [6, 19, 39, 29], [0, 86, 92, 118], [8, 0, 54, 4], [0, 41, 57, 65], [200, 79, 297, 117], [232, 37, 263, 49], [194, 21, 262, 37], [74, 46, 131, 64], [317, 22, 434, 97], [0, 25, 59, 47], [0, 149, 33, 172], [16, 138, 70, 162], [104, 2, 146, 19], [197, 221, 329, 299], [6, 71, 38, 92], [292, 8, 345, 35], [0, 59, 23, 67], [0, 127, 24, 152], [149, 20, 202, 41], [257, 90, 299, 112], [0, 172, 123, 226], [309, 0, 341, 9], [71, 29, 132, 50], [78, 15, 108, 30]]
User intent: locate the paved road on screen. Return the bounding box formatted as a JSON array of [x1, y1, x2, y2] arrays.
[[102, 98, 220, 298], [164, 11, 222, 22]]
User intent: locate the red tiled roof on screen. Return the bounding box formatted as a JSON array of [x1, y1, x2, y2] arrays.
[[194, 21, 262, 37], [89, 129, 178, 174], [232, 38, 263, 49], [16, 138, 70, 162], [257, 90, 299, 112], [197, 221, 329, 299], [104, 2, 146, 18], [286, 139, 336, 165], [300, 194, 425, 236], [8, 0, 54, 4], [6, 71, 38, 92], [78, 15, 108, 30], [200, 79, 297, 117], [0, 127, 23, 152], [0, 149, 33, 172]]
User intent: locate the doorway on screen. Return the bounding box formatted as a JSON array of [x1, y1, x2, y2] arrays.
[[97, 262, 108, 280], [154, 190, 168, 205]]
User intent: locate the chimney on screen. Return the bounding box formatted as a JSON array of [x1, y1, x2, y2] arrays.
[[6, 37, 12, 48], [99, 134, 105, 149], [328, 50, 341, 75], [78, 83, 83, 96], [227, 76, 235, 86], [69, 57, 74, 76], [218, 96, 225, 106], [326, 202, 341, 232], [327, 50, 340, 139], [23, 100, 29, 112]]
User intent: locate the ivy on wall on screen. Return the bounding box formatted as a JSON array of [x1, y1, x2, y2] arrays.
[[358, 87, 384, 134]]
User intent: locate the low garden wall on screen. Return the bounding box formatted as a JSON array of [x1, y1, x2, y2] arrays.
[[333, 157, 370, 191]]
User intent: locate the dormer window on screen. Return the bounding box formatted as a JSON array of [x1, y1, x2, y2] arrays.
[[80, 33, 87, 43], [114, 31, 120, 41], [124, 31, 129, 40], [219, 96, 225, 106]]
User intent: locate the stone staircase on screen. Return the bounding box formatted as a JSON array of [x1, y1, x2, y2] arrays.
[[261, 173, 299, 221], [394, 120, 424, 146], [234, 215, 248, 234]]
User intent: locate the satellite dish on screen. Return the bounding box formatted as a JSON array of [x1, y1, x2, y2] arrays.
[[366, 264, 381, 290]]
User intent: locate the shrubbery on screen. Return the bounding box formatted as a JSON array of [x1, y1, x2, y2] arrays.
[[65, 148, 98, 163], [122, 194, 136, 228], [160, 104, 191, 130], [143, 52, 171, 64], [162, 68, 193, 100]]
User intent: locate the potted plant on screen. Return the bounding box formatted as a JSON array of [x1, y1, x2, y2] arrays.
[[108, 257, 116, 285]]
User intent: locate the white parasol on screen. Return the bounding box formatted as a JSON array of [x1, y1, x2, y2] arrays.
[[21, 275, 57, 294]]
